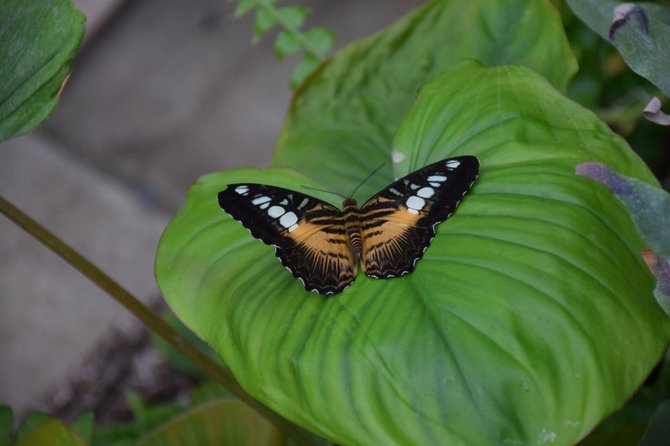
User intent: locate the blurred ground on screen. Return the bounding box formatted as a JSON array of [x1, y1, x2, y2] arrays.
[[0, 0, 423, 416]]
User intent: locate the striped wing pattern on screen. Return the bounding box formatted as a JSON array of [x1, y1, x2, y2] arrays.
[[218, 156, 479, 295], [218, 185, 357, 294], [360, 156, 480, 278]]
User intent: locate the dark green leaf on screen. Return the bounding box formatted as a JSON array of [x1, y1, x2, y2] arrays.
[[253, 6, 278, 40], [234, 0, 260, 17], [0, 0, 85, 142], [577, 424, 646, 446], [137, 399, 283, 446], [92, 398, 183, 446], [566, 0, 670, 97], [273, 0, 578, 197], [156, 61, 670, 444], [277, 5, 308, 29], [70, 412, 94, 443], [0, 406, 12, 446], [189, 382, 232, 405], [639, 401, 670, 446], [275, 30, 301, 60]]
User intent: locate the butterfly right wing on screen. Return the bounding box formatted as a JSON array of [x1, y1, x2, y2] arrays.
[[218, 184, 357, 294], [359, 156, 479, 278]]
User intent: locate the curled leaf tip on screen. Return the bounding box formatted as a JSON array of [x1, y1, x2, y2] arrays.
[[575, 162, 634, 196], [609, 3, 649, 42], [57, 74, 71, 98], [641, 249, 670, 316], [643, 97, 670, 126]]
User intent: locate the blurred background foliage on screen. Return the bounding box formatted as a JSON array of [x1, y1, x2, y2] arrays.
[[556, 0, 670, 188]]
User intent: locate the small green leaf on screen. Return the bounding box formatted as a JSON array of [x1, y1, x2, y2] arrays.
[[70, 412, 94, 443], [639, 401, 670, 446], [253, 6, 278, 40], [277, 5, 308, 29], [274, 30, 301, 60], [0, 406, 13, 446], [126, 391, 148, 420], [233, 0, 259, 17], [567, 0, 670, 97], [15, 420, 86, 446], [289, 54, 320, 89], [303, 27, 335, 56], [0, 0, 85, 142], [137, 399, 284, 446]]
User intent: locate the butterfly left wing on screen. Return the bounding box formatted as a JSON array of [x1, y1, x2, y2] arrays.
[[359, 156, 479, 278], [218, 184, 357, 294]]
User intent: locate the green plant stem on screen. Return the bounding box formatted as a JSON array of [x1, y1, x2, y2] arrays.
[[0, 194, 321, 446], [258, 1, 324, 61]]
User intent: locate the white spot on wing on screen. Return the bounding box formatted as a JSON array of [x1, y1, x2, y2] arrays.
[[279, 211, 298, 228], [410, 183, 420, 190], [279, 198, 289, 205], [287, 224, 299, 232], [267, 205, 285, 218], [298, 198, 309, 209], [417, 187, 435, 198], [446, 160, 461, 169], [389, 187, 402, 196], [427, 175, 447, 182], [235, 185, 249, 195], [406, 195, 426, 211], [407, 208, 419, 214], [252, 195, 271, 205], [260, 202, 270, 210]]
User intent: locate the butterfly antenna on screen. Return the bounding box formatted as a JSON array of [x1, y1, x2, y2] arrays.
[[300, 185, 346, 200], [349, 162, 385, 198]]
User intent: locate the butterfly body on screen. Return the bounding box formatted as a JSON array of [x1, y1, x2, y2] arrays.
[[219, 156, 479, 295], [342, 198, 363, 261]]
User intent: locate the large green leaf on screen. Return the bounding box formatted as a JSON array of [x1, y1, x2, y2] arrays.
[[156, 61, 670, 444], [0, 0, 84, 142], [272, 0, 577, 198], [137, 399, 284, 446]]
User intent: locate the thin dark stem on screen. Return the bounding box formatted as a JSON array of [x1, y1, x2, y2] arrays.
[[0, 194, 321, 446]]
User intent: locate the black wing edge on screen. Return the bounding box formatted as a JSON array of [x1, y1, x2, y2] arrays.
[[217, 184, 286, 247]]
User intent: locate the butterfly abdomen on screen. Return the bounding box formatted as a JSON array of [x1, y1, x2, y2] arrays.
[[342, 198, 363, 261]]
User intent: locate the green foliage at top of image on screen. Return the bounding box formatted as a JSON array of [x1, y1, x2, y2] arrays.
[[156, 0, 670, 444], [0, 0, 84, 143], [231, 0, 335, 89]]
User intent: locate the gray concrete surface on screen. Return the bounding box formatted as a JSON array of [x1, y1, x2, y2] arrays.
[[0, 0, 422, 415]]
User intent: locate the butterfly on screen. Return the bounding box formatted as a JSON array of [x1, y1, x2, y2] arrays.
[[218, 156, 479, 295]]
